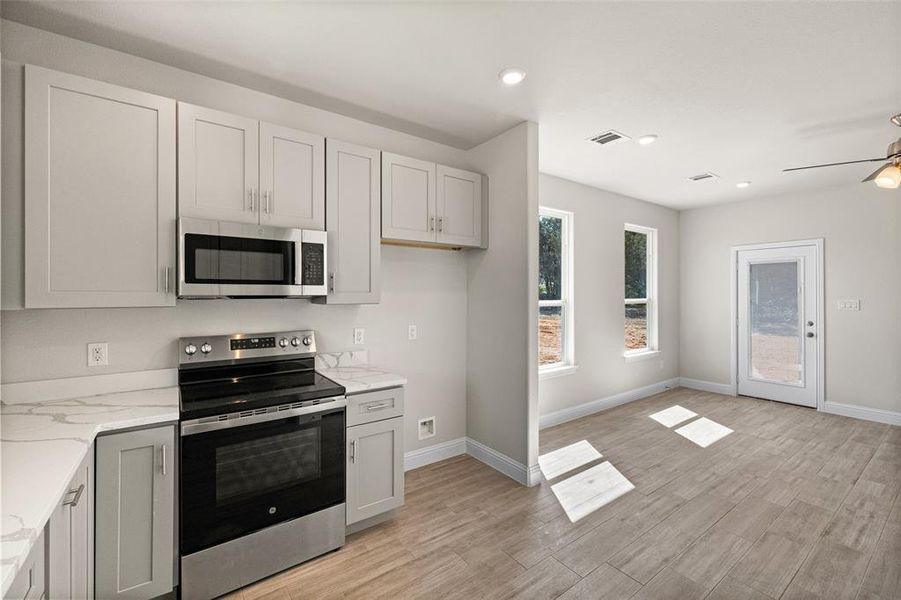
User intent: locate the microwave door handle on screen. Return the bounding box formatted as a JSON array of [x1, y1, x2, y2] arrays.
[[295, 239, 304, 287]]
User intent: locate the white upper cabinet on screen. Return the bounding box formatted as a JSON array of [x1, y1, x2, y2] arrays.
[[177, 102, 260, 224], [178, 103, 325, 229], [381, 153, 437, 243], [319, 139, 381, 304], [381, 152, 484, 248], [259, 122, 325, 229], [25, 65, 177, 308], [437, 165, 482, 247]]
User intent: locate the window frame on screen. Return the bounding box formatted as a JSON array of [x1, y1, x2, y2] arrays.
[[624, 223, 658, 358], [538, 206, 575, 375]]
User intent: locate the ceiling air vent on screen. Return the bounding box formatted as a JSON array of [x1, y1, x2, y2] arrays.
[[687, 172, 719, 182], [588, 130, 631, 145]]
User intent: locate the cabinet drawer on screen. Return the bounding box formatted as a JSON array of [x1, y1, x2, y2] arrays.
[[346, 387, 404, 427], [6, 531, 45, 600]]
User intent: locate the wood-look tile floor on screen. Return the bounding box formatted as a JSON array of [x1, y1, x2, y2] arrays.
[[227, 388, 901, 600]]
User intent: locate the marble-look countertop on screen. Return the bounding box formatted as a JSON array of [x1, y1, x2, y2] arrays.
[[316, 351, 407, 395], [1, 387, 179, 596]]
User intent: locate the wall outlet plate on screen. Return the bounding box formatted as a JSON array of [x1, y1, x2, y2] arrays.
[[87, 342, 108, 367], [408, 324, 418, 341], [418, 416, 436, 440], [353, 328, 365, 345]]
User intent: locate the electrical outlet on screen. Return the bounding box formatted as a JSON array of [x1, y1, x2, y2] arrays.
[[838, 299, 860, 311], [353, 328, 365, 345], [408, 324, 418, 341], [87, 342, 108, 367], [418, 416, 436, 440]]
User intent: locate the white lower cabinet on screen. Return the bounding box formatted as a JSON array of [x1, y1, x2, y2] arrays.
[[345, 391, 405, 526], [5, 532, 45, 600], [47, 448, 93, 600], [95, 425, 176, 600]]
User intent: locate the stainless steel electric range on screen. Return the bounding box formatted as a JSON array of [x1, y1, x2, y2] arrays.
[[177, 330, 346, 600]]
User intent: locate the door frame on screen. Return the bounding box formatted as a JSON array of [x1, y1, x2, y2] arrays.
[[729, 239, 825, 411]]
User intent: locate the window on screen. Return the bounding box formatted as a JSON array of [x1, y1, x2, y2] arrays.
[[539, 207, 574, 373], [624, 224, 657, 355]]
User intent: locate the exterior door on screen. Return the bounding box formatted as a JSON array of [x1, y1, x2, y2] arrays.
[[381, 152, 437, 243], [259, 122, 325, 229], [737, 244, 819, 407], [177, 102, 259, 224]]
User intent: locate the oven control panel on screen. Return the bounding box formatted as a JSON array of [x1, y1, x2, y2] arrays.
[[179, 330, 317, 364]]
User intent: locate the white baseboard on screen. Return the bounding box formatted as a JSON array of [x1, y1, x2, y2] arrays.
[[539, 377, 680, 430], [678, 377, 736, 396], [821, 402, 901, 426], [465, 437, 533, 486], [403, 437, 466, 471], [1, 368, 177, 404]]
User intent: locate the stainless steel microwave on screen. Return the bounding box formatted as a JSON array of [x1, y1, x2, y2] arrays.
[[178, 218, 327, 298]]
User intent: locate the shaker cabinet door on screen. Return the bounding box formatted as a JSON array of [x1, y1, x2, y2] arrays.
[[259, 122, 325, 229], [381, 153, 436, 243], [346, 416, 404, 525], [47, 447, 93, 600], [322, 139, 381, 304], [177, 102, 259, 224], [436, 165, 482, 248], [24, 65, 176, 308], [95, 426, 176, 600]]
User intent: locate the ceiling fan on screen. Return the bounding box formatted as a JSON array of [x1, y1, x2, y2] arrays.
[[783, 113, 901, 189]]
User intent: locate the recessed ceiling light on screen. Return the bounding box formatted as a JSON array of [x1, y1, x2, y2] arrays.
[[499, 67, 526, 86], [637, 135, 658, 145], [736, 181, 751, 189]]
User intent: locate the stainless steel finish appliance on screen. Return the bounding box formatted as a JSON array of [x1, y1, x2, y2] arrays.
[[178, 330, 346, 600], [178, 217, 327, 298]]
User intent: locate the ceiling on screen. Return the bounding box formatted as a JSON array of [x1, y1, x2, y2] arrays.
[[3, 1, 899, 210]]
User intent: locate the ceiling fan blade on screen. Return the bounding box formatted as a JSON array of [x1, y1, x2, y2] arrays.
[[783, 156, 888, 172], [862, 163, 892, 183]]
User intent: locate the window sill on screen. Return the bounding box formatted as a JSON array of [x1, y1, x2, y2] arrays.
[[623, 350, 660, 363], [539, 364, 579, 380]]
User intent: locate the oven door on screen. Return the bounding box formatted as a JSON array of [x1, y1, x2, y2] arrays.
[[179, 403, 345, 556], [178, 218, 304, 298]]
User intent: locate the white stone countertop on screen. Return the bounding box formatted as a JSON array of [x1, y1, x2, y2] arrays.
[[1, 386, 179, 596], [315, 351, 407, 395]]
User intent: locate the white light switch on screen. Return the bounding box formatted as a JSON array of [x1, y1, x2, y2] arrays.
[[838, 299, 860, 311], [408, 324, 418, 340], [353, 328, 365, 345]]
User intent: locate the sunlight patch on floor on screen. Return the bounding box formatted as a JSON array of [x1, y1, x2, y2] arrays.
[[675, 417, 734, 448], [538, 439, 603, 480], [649, 404, 698, 427], [550, 461, 635, 523]]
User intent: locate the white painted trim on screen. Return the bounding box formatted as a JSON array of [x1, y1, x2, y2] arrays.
[[624, 350, 660, 363], [730, 239, 825, 410], [821, 402, 901, 426], [403, 437, 466, 471], [539, 364, 579, 380], [678, 378, 736, 396], [1, 368, 177, 404], [539, 378, 680, 430], [465, 437, 532, 486]]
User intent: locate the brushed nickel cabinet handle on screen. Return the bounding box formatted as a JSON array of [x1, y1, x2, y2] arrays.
[[161, 444, 168, 476], [350, 440, 357, 463], [249, 188, 256, 212], [365, 402, 390, 411], [329, 272, 335, 292], [63, 483, 85, 507]]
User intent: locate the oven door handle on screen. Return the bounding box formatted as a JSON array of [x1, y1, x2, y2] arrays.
[[180, 397, 347, 436]]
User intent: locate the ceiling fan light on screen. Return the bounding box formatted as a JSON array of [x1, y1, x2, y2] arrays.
[[874, 164, 901, 189]]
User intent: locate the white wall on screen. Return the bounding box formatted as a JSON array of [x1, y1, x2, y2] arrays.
[[0, 19, 470, 453], [466, 122, 539, 470], [680, 183, 901, 414], [538, 174, 680, 418]]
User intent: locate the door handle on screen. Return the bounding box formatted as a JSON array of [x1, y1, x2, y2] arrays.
[[265, 190, 271, 214], [63, 484, 86, 507], [350, 440, 357, 463], [161, 444, 168, 476], [438, 216, 443, 232], [249, 188, 256, 212], [429, 216, 435, 232], [164, 267, 171, 295], [329, 272, 335, 292], [365, 402, 390, 411]]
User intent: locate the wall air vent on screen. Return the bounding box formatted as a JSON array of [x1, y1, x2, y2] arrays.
[[687, 172, 719, 181], [588, 130, 631, 145]]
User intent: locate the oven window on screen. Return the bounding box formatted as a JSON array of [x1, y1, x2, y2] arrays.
[[215, 428, 320, 503], [185, 233, 294, 285]]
